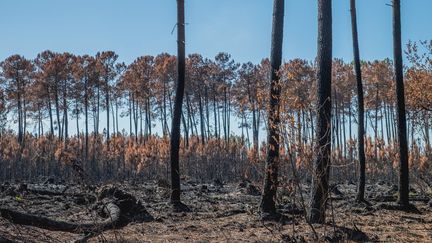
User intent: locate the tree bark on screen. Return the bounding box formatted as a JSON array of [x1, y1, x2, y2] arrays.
[[47, 88, 54, 136], [198, 94, 206, 145], [84, 76, 89, 160], [106, 78, 110, 144], [350, 0, 366, 202], [392, 0, 409, 207], [54, 79, 61, 139], [17, 78, 23, 145], [260, 0, 284, 216], [63, 83, 68, 141], [309, 0, 332, 224], [170, 0, 186, 205]]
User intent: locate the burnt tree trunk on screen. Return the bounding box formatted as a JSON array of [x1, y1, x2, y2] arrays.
[[47, 88, 54, 136], [170, 0, 186, 206], [392, 0, 409, 207], [106, 77, 110, 144], [350, 0, 366, 202], [63, 83, 68, 141], [309, 0, 332, 224], [84, 76, 89, 161], [260, 0, 284, 216]]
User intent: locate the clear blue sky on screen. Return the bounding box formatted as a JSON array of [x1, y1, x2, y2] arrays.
[[1, 0, 431, 65]]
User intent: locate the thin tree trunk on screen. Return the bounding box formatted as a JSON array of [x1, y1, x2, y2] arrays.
[[375, 88, 379, 160], [223, 89, 227, 141], [351, 0, 366, 202], [213, 96, 218, 138], [218, 103, 221, 139], [252, 106, 259, 150], [115, 101, 119, 134], [17, 81, 23, 144], [63, 85, 68, 141], [227, 89, 231, 145], [23, 96, 27, 144], [380, 107, 384, 142], [133, 96, 138, 143], [335, 91, 340, 158], [384, 103, 390, 143], [182, 111, 189, 147], [129, 96, 132, 137], [140, 107, 143, 141], [147, 98, 152, 136], [424, 112, 430, 149], [111, 101, 116, 136], [96, 85, 100, 135], [198, 94, 205, 145], [170, 0, 186, 206], [163, 82, 169, 136], [54, 85, 61, 139], [204, 88, 210, 140], [84, 78, 89, 160], [106, 78, 110, 143], [47, 89, 54, 136], [38, 107, 41, 138], [75, 100, 80, 139]]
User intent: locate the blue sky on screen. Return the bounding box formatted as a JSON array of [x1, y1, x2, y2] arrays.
[[1, 0, 431, 65]]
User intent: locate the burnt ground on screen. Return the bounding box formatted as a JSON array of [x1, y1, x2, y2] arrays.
[[0, 179, 432, 242]]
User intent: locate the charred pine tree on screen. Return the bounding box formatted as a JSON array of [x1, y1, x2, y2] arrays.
[[170, 0, 189, 211], [260, 0, 284, 218], [350, 0, 366, 202], [309, 0, 332, 224], [392, 0, 409, 207]]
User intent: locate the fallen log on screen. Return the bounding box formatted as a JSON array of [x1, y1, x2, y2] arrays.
[[0, 202, 120, 234], [0, 185, 153, 234]]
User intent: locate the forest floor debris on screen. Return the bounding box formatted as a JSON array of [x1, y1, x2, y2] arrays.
[[0, 180, 431, 242]]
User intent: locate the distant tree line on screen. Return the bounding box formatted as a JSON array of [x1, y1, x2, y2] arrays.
[[0, 48, 430, 153]]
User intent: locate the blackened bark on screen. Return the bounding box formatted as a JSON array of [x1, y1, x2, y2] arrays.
[[170, 0, 186, 204], [350, 0, 366, 202], [115, 101, 119, 134], [181, 111, 189, 147], [54, 80, 61, 139], [17, 77, 23, 145], [205, 88, 211, 140], [63, 85, 68, 140], [147, 98, 152, 136], [129, 96, 132, 136], [213, 96, 218, 138], [252, 106, 259, 150], [96, 85, 100, 135], [198, 94, 205, 145], [309, 0, 332, 224], [48, 89, 54, 136], [260, 0, 284, 216], [84, 76, 89, 160], [106, 78, 110, 144], [75, 100, 80, 139], [392, 0, 409, 206]]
